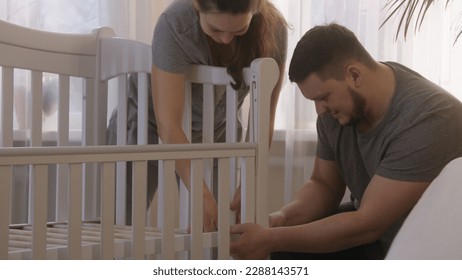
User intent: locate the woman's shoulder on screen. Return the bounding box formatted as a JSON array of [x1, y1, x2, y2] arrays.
[[152, 0, 210, 73], [158, 0, 199, 34]]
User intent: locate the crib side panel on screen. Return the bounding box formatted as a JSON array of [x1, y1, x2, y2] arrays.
[[1, 143, 256, 259]]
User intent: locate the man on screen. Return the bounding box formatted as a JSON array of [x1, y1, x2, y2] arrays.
[[230, 23, 462, 259]]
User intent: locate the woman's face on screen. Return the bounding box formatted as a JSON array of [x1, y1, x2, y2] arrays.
[[199, 11, 253, 44]]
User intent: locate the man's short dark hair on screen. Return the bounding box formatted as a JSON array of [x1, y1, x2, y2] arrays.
[[288, 23, 376, 83]]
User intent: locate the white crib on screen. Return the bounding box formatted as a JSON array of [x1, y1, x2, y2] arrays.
[[0, 20, 279, 259]]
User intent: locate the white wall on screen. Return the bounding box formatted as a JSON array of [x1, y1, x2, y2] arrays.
[[268, 137, 317, 212]]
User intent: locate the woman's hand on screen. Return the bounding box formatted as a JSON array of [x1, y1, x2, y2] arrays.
[[203, 187, 218, 232], [230, 185, 241, 224]]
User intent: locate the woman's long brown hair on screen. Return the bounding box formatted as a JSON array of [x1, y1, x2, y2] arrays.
[[195, 0, 288, 89]]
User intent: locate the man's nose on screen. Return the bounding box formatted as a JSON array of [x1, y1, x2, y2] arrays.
[[314, 101, 328, 115]]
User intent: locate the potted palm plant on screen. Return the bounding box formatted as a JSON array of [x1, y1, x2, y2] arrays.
[[381, 0, 462, 44]]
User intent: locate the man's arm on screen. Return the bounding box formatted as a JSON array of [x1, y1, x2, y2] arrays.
[[269, 156, 346, 227], [268, 175, 429, 254], [230, 157, 430, 259]]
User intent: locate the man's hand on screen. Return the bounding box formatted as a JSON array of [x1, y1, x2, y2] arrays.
[[230, 223, 272, 259]]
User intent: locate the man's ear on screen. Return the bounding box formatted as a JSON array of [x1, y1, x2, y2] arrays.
[[346, 65, 362, 88]]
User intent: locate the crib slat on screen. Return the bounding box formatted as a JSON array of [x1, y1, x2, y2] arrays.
[[56, 164, 70, 222], [57, 74, 70, 145], [159, 160, 176, 259], [226, 86, 238, 205], [30, 71, 43, 147], [116, 161, 127, 224], [202, 83, 214, 187], [202, 84, 214, 208], [179, 81, 192, 232], [82, 78, 99, 221], [132, 161, 147, 259], [217, 158, 231, 260], [0, 166, 12, 259], [1, 67, 14, 147], [55, 75, 71, 222], [225, 85, 238, 143], [241, 157, 256, 223], [30, 165, 48, 259], [183, 81, 192, 141], [116, 75, 128, 145], [101, 162, 116, 259], [68, 163, 83, 259], [56, 76, 71, 222], [202, 84, 214, 143], [190, 159, 204, 259], [137, 73, 148, 145], [116, 75, 128, 225]]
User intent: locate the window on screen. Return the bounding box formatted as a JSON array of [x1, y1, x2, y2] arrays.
[[2, 0, 462, 137], [0, 0, 160, 143]]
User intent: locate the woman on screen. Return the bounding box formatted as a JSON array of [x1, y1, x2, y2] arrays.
[[107, 0, 288, 231]]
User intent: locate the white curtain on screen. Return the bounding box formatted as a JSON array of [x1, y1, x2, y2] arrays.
[[2, 0, 461, 205], [0, 0, 164, 43]]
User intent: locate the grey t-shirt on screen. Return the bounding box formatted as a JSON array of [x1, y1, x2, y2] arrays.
[[152, 0, 210, 72], [316, 61, 462, 250], [109, 0, 287, 145], [151, 0, 248, 142]]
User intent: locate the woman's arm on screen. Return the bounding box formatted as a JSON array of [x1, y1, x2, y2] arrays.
[[268, 62, 285, 145], [151, 64, 218, 232], [268, 22, 288, 145]]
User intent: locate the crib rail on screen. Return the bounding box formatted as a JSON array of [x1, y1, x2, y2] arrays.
[[0, 143, 256, 259]]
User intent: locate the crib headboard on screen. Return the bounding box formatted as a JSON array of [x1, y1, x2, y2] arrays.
[[0, 19, 279, 259], [0, 20, 116, 146]]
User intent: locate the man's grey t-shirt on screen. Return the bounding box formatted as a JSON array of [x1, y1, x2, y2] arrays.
[[316, 61, 462, 250]]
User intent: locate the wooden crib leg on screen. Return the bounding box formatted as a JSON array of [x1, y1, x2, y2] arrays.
[[30, 165, 48, 260], [217, 158, 231, 260], [190, 159, 204, 259], [0, 166, 12, 259]]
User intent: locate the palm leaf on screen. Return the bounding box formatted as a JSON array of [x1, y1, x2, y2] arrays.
[[381, 0, 437, 41], [381, 0, 462, 44], [454, 9, 462, 44]]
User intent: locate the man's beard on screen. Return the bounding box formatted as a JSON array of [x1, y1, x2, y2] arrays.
[[344, 86, 367, 126]]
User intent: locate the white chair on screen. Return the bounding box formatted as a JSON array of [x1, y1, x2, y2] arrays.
[[386, 157, 462, 259]]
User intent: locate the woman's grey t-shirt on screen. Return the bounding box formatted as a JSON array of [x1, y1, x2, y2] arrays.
[[151, 0, 248, 142]]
